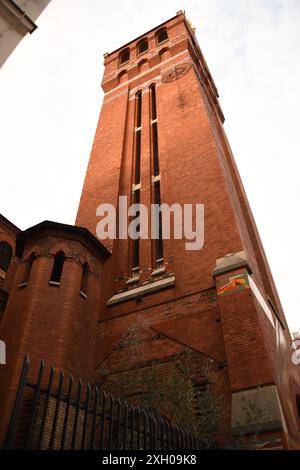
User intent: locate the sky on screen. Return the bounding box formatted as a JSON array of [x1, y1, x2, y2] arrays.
[[0, 0, 299, 331]]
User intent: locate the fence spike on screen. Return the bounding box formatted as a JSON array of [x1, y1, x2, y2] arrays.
[[99, 391, 107, 450], [25, 359, 45, 449], [49, 368, 64, 450], [60, 373, 73, 450], [71, 378, 82, 450], [90, 385, 99, 450], [4, 354, 31, 449], [81, 382, 91, 450], [36, 364, 55, 450]]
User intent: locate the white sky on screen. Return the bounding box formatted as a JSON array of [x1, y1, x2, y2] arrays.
[[0, 0, 299, 332]]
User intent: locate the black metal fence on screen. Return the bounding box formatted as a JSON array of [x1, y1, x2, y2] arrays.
[[3, 354, 206, 450]]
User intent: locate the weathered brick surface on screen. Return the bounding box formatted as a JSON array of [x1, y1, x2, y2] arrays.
[[76, 12, 300, 447], [0, 225, 106, 444], [1, 12, 300, 449]]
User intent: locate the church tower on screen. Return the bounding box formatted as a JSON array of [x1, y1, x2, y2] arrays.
[[75, 12, 300, 447]]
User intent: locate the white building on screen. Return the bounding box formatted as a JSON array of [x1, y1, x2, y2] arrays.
[[0, 0, 50, 68]]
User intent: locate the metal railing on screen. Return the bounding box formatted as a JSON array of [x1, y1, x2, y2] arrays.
[[3, 354, 206, 450]]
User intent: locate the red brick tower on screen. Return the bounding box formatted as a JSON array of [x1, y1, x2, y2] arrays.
[[75, 12, 300, 447]]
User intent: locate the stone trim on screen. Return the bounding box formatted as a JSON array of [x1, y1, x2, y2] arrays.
[[212, 250, 252, 277], [231, 384, 287, 435], [107, 275, 175, 306]]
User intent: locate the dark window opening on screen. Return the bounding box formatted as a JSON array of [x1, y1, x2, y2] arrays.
[[0, 299, 6, 317], [136, 91, 142, 127], [50, 251, 65, 283], [132, 189, 140, 269], [135, 130, 141, 184], [154, 181, 163, 260], [80, 262, 89, 296], [22, 253, 36, 284], [156, 28, 168, 44], [134, 92, 142, 184], [296, 395, 300, 420], [150, 84, 157, 120], [0, 241, 13, 273], [119, 48, 130, 65], [150, 85, 159, 176], [152, 123, 159, 176], [138, 38, 148, 54]]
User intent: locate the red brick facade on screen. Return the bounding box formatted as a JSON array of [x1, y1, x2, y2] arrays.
[[1, 11, 300, 449]]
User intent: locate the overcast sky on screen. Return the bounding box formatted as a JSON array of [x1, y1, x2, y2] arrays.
[[0, 0, 299, 331]]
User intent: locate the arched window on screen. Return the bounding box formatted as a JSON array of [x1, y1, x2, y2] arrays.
[[119, 48, 130, 65], [21, 253, 36, 285], [50, 251, 65, 284], [156, 28, 168, 44], [137, 38, 148, 55], [0, 241, 13, 273], [80, 262, 89, 297]]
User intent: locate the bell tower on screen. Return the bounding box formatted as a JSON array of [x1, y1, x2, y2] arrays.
[[76, 12, 300, 447]]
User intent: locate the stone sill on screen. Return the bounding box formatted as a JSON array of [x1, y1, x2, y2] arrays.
[[151, 266, 166, 277], [126, 275, 140, 286], [18, 282, 27, 288], [49, 281, 60, 287], [107, 275, 175, 307]]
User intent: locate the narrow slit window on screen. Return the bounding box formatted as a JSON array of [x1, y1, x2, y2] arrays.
[[0, 241, 13, 273], [132, 189, 140, 269], [152, 123, 159, 176], [130, 92, 143, 273], [136, 91, 142, 127], [50, 251, 65, 283], [134, 91, 142, 184], [150, 84, 163, 263], [150, 85, 159, 176], [154, 181, 163, 261], [80, 262, 89, 296], [150, 84, 157, 120], [135, 130, 141, 184]]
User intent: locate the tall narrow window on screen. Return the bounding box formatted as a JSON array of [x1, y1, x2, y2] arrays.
[[153, 181, 163, 261], [132, 189, 140, 270], [150, 85, 159, 176], [50, 251, 65, 284], [135, 91, 142, 184], [80, 262, 89, 297], [0, 241, 13, 273], [21, 253, 36, 285], [150, 84, 163, 265], [131, 91, 142, 272]]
